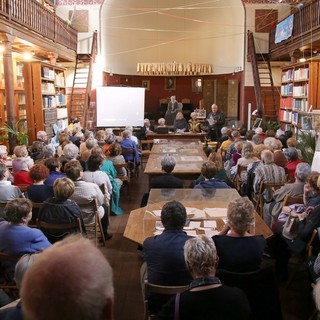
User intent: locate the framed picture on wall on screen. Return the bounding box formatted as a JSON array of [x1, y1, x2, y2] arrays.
[[142, 80, 150, 91], [165, 77, 176, 90], [192, 78, 202, 92]]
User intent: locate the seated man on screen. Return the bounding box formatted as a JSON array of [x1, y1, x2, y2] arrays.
[[140, 118, 155, 140], [150, 155, 183, 189], [64, 160, 111, 241], [194, 162, 230, 189], [142, 201, 192, 313], [21, 235, 114, 320], [253, 150, 286, 208]]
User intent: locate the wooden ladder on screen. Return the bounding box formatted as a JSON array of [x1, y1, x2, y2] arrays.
[[69, 31, 97, 129], [247, 30, 278, 122]]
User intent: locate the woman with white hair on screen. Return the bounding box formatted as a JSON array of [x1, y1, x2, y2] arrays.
[[12, 145, 34, 174], [213, 197, 266, 272], [264, 162, 311, 227], [157, 236, 251, 319]]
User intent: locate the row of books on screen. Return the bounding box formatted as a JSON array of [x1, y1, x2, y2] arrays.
[[292, 98, 308, 112], [41, 82, 55, 94], [42, 67, 55, 80], [280, 97, 293, 109], [281, 69, 294, 82], [281, 84, 293, 95], [42, 94, 66, 108], [281, 67, 309, 82], [55, 74, 65, 87], [279, 109, 292, 122], [292, 84, 308, 97]]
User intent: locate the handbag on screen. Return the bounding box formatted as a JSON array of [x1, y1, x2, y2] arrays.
[[282, 215, 300, 240]]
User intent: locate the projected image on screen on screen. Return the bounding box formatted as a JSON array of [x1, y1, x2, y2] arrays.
[[96, 87, 145, 127]]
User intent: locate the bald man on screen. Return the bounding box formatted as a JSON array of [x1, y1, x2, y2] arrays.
[[21, 235, 114, 320]]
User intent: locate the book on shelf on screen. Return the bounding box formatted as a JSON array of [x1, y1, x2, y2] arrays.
[[292, 84, 308, 97], [281, 69, 294, 82], [280, 97, 293, 109], [294, 67, 309, 81], [281, 83, 293, 95], [293, 98, 308, 112]]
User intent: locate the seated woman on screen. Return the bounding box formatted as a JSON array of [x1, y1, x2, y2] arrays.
[[119, 130, 141, 167], [194, 151, 226, 185], [13, 158, 33, 187], [44, 157, 66, 187], [80, 138, 97, 162], [0, 198, 51, 278], [284, 147, 303, 181], [213, 197, 266, 272], [156, 118, 168, 134], [12, 145, 34, 174], [264, 162, 311, 227], [157, 236, 251, 320], [106, 141, 128, 179], [38, 178, 85, 243], [188, 112, 201, 133], [174, 112, 188, 133], [91, 147, 123, 216], [270, 172, 320, 278], [194, 162, 229, 189], [82, 154, 112, 203]]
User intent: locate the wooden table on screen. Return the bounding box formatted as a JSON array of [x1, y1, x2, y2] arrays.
[[144, 140, 207, 186], [124, 189, 273, 244], [146, 132, 207, 142]]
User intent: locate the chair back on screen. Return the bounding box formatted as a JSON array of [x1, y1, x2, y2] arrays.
[[144, 281, 189, 320], [0, 252, 22, 298], [282, 195, 304, 207], [235, 165, 247, 192], [121, 148, 138, 177], [113, 163, 130, 184], [217, 266, 283, 320], [78, 199, 105, 246], [37, 218, 83, 234]]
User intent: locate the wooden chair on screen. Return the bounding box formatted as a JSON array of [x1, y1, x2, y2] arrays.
[[98, 184, 111, 222], [78, 199, 106, 247], [30, 201, 43, 227], [217, 266, 283, 320], [0, 252, 22, 298], [144, 281, 188, 320], [286, 229, 319, 289], [121, 148, 139, 177], [140, 139, 154, 169], [113, 163, 130, 185], [254, 182, 284, 218], [235, 165, 247, 193], [37, 218, 84, 243], [17, 185, 28, 197], [282, 194, 304, 208]]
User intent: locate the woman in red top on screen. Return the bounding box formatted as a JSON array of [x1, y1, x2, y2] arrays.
[[284, 147, 303, 181]]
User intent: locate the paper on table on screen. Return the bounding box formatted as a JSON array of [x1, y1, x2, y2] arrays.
[[153, 230, 163, 235], [184, 221, 201, 230], [204, 208, 228, 218], [185, 230, 197, 237], [203, 220, 217, 229], [152, 210, 162, 217], [186, 207, 206, 219], [204, 229, 219, 237], [180, 156, 203, 162], [155, 221, 164, 230]]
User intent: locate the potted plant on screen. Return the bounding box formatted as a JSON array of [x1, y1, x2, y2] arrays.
[[296, 130, 316, 165], [1, 119, 29, 146]]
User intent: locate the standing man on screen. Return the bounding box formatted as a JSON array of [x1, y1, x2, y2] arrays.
[[165, 96, 179, 126], [207, 104, 225, 141]]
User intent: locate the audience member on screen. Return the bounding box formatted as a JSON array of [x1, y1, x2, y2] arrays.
[[303, 172, 320, 207], [12, 146, 33, 173], [125, 126, 139, 145], [119, 130, 141, 166], [270, 139, 287, 168], [0, 198, 51, 279], [38, 178, 85, 242], [21, 235, 114, 320], [80, 138, 97, 162], [142, 201, 192, 313], [0, 163, 23, 215], [213, 197, 266, 272], [36, 131, 48, 145], [64, 160, 112, 240], [107, 142, 128, 179], [264, 162, 310, 227], [13, 158, 33, 186], [0, 252, 40, 319], [28, 140, 45, 162], [79, 130, 95, 156], [217, 126, 229, 143], [27, 164, 54, 203], [91, 147, 123, 216], [255, 127, 266, 142], [194, 162, 230, 189], [56, 132, 70, 157], [253, 150, 286, 202], [44, 157, 66, 187], [284, 147, 303, 180], [251, 134, 263, 147], [224, 130, 241, 161], [157, 236, 251, 320], [102, 132, 117, 157], [150, 155, 183, 189], [95, 130, 107, 148]]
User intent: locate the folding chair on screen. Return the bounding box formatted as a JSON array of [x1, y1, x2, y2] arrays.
[[121, 148, 139, 177]]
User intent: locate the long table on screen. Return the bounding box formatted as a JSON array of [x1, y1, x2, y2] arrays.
[[123, 189, 273, 244], [146, 132, 207, 142], [144, 140, 207, 187]]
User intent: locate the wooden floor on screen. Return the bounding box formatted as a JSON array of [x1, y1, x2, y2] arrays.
[[101, 170, 316, 320]]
